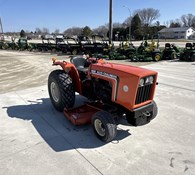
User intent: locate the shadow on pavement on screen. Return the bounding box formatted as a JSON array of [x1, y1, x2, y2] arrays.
[[4, 96, 131, 152]]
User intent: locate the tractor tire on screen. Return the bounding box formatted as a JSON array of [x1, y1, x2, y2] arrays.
[[171, 52, 177, 60], [192, 53, 195, 61], [152, 101, 158, 120], [92, 111, 117, 142], [153, 53, 161, 61], [48, 70, 75, 112]]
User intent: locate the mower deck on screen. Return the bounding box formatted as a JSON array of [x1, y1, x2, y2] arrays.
[[63, 103, 102, 125]]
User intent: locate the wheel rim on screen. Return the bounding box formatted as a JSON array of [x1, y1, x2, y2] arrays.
[[94, 119, 105, 137], [50, 82, 60, 102], [155, 54, 160, 61], [171, 52, 176, 59], [72, 49, 77, 55]]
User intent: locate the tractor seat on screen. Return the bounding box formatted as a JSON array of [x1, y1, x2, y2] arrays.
[[70, 56, 89, 72], [186, 43, 193, 50], [165, 43, 171, 49]]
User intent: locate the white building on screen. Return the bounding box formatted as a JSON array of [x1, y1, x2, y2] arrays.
[[158, 27, 195, 39]]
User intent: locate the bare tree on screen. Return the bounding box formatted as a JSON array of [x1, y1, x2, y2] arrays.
[[135, 8, 160, 26], [93, 24, 108, 36], [63, 27, 83, 37], [42, 28, 49, 34], [113, 22, 123, 28], [169, 19, 182, 28], [193, 17, 195, 28], [35, 27, 42, 34], [181, 14, 195, 27], [155, 21, 160, 27], [53, 29, 60, 34]]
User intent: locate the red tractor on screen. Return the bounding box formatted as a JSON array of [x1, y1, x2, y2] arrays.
[[48, 56, 158, 142]]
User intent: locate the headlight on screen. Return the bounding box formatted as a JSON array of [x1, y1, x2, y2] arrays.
[[145, 76, 154, 84], [139, 78, 144, 86]]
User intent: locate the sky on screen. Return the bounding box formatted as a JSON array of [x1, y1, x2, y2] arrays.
[[0, 0, 195, 33]]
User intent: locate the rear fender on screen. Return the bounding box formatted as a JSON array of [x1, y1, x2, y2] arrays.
[[52, 59, 82, 94]]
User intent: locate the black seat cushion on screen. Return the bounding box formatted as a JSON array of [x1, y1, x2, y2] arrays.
[[165, 43, 171, 49], [186, 43, 192, 50], [70, 57, 89, 72]]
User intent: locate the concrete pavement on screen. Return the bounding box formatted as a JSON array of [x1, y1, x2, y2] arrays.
[[0, 51, 195, 175]]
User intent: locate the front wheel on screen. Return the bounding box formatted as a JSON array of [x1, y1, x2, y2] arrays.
[[151, 101, 158, 120], [92, 111, 117, 142], [48, 70, 75, 112], [153, 53, 161, 61], [171, 52, 177, 60]]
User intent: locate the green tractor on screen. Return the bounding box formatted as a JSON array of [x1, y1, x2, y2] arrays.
[[161, 43, 180, 60], [107, 43, 127, 60], [179, 42, 195, 61], [0, 40, 9, 50], [115, 37, 136, 60], [134, 36, 161, 62], [17, 37, 34, 51], [7, 37, 19, 50]]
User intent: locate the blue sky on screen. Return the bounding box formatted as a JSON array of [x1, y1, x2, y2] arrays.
[[0, 0, 195, 33]]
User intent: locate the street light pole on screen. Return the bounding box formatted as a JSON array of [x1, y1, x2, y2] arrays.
[[109, 0, 113, 44], [123, 5, 131, 42], [0, 17, 3, 34]]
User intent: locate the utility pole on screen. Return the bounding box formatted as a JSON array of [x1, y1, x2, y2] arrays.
[[109, 0, 113, 44], [0, 17, 4, 40], [0, 17, 3, 34]]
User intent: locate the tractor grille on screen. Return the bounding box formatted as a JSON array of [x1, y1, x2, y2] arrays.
[[135, 83, 153, 105]]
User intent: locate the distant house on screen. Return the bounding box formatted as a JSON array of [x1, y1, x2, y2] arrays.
[[158, 27, 195, 39]]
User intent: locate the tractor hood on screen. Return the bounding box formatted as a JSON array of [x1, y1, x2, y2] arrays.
[[91, 62, 157, 78], [90, 61, 158, 110]]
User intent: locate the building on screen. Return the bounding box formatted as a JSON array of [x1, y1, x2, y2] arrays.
[[158, 27, 195, 39]]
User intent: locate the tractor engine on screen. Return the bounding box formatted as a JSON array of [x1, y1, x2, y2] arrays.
[[82, 78, 112, 103], [93, 78, 112, 102]]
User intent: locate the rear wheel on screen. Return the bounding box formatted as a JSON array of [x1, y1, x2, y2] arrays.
[[92, 111, 117, 142], [192, 53, 195, 61], [48, 70, 75, 111]]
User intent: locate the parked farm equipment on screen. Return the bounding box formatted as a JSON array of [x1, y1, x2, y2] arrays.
[[133, 37, 161, 62], [161, 43, 180, 60], [82, 35, 109, 55], [179, 42, 195, 61], [48, 55, 158, 142], [116, 37, 136, 60]]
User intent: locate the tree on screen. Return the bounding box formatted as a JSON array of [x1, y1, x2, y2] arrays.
[[82, 26, 92, 37], [53, 29, 60, 35], [155, 21, 160, 27], [113, 22, 123, 28], [181, 14, 195, 27], [35, 27, 42, 35], [169, 19, 182, 28], [20, 29, 26, 38], [135, 8, 160, 26], [42, 28, 49, 34], [64, 27, 83, 37], [131, 14, 142, 39], [113, 27, 126, 41], [93, 25, 108, 36]]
